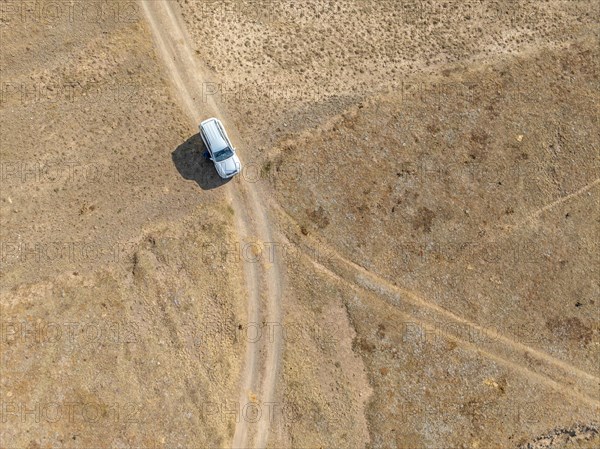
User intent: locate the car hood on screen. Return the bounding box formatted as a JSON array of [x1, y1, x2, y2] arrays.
[[215, 154, 241, 177]]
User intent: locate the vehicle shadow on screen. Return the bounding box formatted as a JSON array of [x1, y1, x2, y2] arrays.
[[171, 133, 231, 190]]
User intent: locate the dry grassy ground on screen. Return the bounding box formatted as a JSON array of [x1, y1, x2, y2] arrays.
[[2, 0, 599, 448], [1, 2, 245, 446]]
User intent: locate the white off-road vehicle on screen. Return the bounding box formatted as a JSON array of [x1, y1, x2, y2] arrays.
[[199, 117, 241, 179]]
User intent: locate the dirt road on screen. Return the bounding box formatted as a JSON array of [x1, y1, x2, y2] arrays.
[[139, 0, 598, 446], [140, 1, 283, 448], [266, 195, 600, 408]]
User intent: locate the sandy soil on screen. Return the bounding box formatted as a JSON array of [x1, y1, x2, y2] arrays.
[[1, 1, 246, 446], [2, 0, 599, 448]]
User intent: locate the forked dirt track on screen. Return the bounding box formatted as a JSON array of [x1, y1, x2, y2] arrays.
[[140, 2, 283, 448], [267, 198, 600, 409], [141, 1, 598, 446]]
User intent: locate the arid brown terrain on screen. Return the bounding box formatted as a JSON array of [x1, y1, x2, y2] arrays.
[[1, 1, 598, 448]]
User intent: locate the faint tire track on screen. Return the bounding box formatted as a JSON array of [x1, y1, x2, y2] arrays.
[[507, 177, 600, 230], [140, 2, 283, 448]]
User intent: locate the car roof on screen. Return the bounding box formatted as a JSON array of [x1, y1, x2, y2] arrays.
[[201, 119, 228, 152]]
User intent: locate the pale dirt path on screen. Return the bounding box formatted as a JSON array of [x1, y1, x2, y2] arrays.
[[509, 177, 600, 230], [268, 198, 600, 409], [140, 2, 283, 448]]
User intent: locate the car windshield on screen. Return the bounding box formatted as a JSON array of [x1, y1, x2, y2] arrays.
[[213, 147, 234, 162]]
